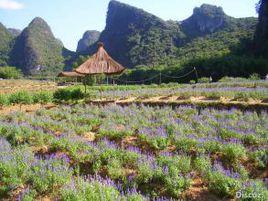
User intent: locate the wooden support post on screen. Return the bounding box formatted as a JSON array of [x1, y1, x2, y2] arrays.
[[83, 77, 87, 93], [194, 67, 199, 83]]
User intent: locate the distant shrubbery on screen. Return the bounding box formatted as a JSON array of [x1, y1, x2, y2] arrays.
[[219, 77, 249, 83], [0, 88, 84, 106], [198, 77, 211, 83], [219, 74, 262, 83], [53, 88, 84, 102], [0, 66, 22, 79], [33, 91, 53, 104], [0, 91, 53, 106], [249, 73, 261, 80], [0, 94, 8, 106], [9, 91, 32, 105]]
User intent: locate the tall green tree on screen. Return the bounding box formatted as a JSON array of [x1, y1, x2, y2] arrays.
[[254, 0, 268, 57]]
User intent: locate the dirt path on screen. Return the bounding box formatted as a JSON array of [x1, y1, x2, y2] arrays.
[[1, 95, 267, 116], [0, 104, 57, 116]]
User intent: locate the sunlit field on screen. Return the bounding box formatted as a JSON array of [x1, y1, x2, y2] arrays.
[[0, 80, 58, 94], [1, 0, 268, 200], [0, 79, 267, 200]]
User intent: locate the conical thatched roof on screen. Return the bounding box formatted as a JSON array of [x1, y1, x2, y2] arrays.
[[75, 42, 125, 75]]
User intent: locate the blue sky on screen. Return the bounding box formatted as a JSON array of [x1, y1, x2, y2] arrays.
[[0, 0, 258, 51]]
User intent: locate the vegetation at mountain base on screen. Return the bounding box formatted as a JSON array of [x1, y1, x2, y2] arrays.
[[120, 24, 263, 83]]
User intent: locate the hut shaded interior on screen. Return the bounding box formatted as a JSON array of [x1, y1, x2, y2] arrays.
[[58, 71, 85, 77]]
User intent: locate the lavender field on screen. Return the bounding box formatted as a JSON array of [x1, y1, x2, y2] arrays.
[[1, 0, 268, 199], [82, 81, 268, 101], [0, 103, 267, 200]]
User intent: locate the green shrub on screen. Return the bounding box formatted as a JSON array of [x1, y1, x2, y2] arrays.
[[60, 178, 121, 201], [219, 77, 248, 83], [53, 89, 72, 101], [194, 156, 212, 174], [243, 134, 260, 145], [249, 149, 268, 169], [0, 66, 22, 79], [0, 146, 34, 196], [18, 189, 37, 201], [236, 165, 249, 180], [223, 144, 246, 163], [203, 141, 223, 153], [33, 91, 53, 104], [198, 77, 211, 83], [0, 94, 9, 106], [29, 158, 72, 194], [150, 136, 169, 150], [70, 88, 84, 100], [137, 163, 154, 184], [53, 88, 84, 102], [8, 91, 32, 105], [164, 174, 191, 198], [174, 138, 198, 153], [106, 158, 124, 180], [249, 73, 261, 80], [176, 156, 192, 174], [219, 129, 241, 140], [207, 171, 241, 197], [239, 181, 268, 201], [189, 80, 196, 84]]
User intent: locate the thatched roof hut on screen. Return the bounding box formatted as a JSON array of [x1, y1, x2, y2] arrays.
[[58, 71, 85, 77], [75, 42, 125, 75]]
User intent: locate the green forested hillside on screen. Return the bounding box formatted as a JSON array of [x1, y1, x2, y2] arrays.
[[255, 0, 268, 57], [0, 0, 267, 79], [121, 19, 268, 82], [10, 17, 66, 75], [85, 0, 182, 68], [176, 28, 254, 61], [76, 1, 266, 82], [0, 23, 14, 66]]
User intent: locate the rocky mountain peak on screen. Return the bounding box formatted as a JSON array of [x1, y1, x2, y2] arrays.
[[194, 4, 225, 17], [76, 30, 100, 53], [106, 0, 167, 31], [29, 17, 48, 26], [181, 4, 227, 38]]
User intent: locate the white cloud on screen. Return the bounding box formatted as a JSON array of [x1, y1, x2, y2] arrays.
[[0, 0, 24, 10]]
